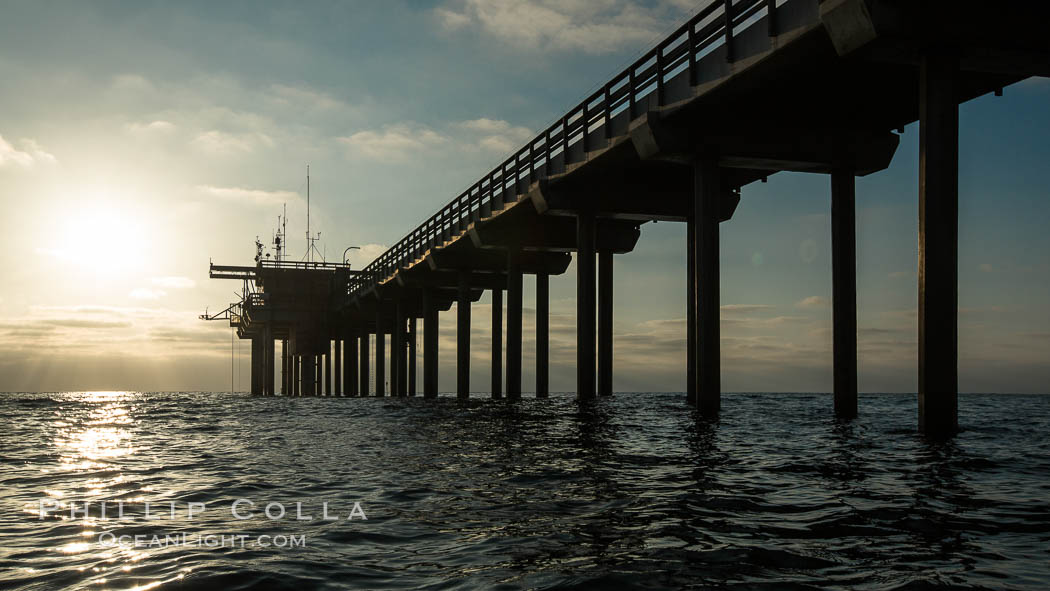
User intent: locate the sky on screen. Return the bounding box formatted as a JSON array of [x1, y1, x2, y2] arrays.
[[0, 0, 1048, 394]]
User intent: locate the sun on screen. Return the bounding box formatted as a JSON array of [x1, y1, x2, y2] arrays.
[[42, 198, 155, 277]]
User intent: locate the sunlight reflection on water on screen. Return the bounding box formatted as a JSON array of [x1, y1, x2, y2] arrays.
[[1, 391, 1049, 590]]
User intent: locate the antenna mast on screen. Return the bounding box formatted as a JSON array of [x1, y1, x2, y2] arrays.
[[302, 165, 324, 263], [273, 203, 287, 262]]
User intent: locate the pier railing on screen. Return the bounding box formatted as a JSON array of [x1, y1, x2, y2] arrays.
[[348, 0, 781, 296]]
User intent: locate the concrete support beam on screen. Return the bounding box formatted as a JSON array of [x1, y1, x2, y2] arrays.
[[918, 52, 959, 438], [457, 270, 471, 398], [694, 158, 721, 416], [408, 317, 417, 396], [819, 0, 877, 56], [598, 250, 613, 396], [360, 333, 370, 396], [334, 339, 342, 396], [393, 302, 403, 397], [469, 204, 642, 254], [536, 272, 549, 398], [428, 249, 572, 277], [507, 253, 523, 400], [832, 170, 858, 419], [577, 212, 596, 400], [491, 288, 503, 399], [627, 110, 899, 178], [423, 289, 439, 398]]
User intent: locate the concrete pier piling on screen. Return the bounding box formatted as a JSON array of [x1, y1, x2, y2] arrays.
[[693, 159, 721, 417], [347, 333, 359, 396], [360, 332, 370, 397], [506, 254, 523, 401], [598, 249, 613, 396], [408, 317, 417, 396], [334, 339, 342, 396], [918, 52, 960, 439], [491, 288, 502, 399], [375, 309, 386, 397], [291, 354, 298, 396], [686, 216, 696, 406], [324, 349, 331, 396], [392, 302, 403, 397], [303, 355, 316, 397], [397, 312, 408, 397], [457, 271, 471, 399], [281, 340, 288, 396], [263, 321, 275, 396], [250, 336, 263, 396], [423, 289, 439, 398], [576, 212, 596, 400], [535, 271, 549, 399], [831, 170, 858, 420]]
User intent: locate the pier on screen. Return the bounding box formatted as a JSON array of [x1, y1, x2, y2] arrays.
[[204, 0, 1050, 438]]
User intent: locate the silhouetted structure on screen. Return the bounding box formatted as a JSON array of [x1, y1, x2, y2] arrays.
[[206, 0, 1050, 439]]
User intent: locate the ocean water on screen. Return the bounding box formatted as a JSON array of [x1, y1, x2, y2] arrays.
[[1, 391, 1048, 590]]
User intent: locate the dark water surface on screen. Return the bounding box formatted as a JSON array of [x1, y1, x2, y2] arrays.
[[1, 392, 1049, 590]]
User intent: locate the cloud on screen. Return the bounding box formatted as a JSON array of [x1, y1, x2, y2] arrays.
[[435, 7, 472, 29], [888, 270, 913, 279], [129, 288, 167, 300], [434, 0, 694, 54], [337, 123, 446, 162], [126, 120, 176, 134], [795, 296, 829, 309], [191, 130, 274, 155], [30, 305, 131, 317], [111, 73, 155, 93], [336, 117, 534, 163], [148, 326, 229, 345], [0, 305, 232, 364], [151, 276, 196, 289], [344, 243, 389, 268], [978, 263, 995, 273], [40, 318, 132, 329], [458, 117, 534, 155], [721, 304, 775, 315], [722, 315, 811, 329], [458, 117, 520, 134], [268, 84, 347, 111], [197, 185, 300, 207], [0, 134, 57, 168]]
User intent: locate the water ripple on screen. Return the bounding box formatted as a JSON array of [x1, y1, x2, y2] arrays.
[[1, 392, 1049, 589]]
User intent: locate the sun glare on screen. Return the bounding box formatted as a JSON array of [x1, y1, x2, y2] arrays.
[[41, 198, 155, 277]]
